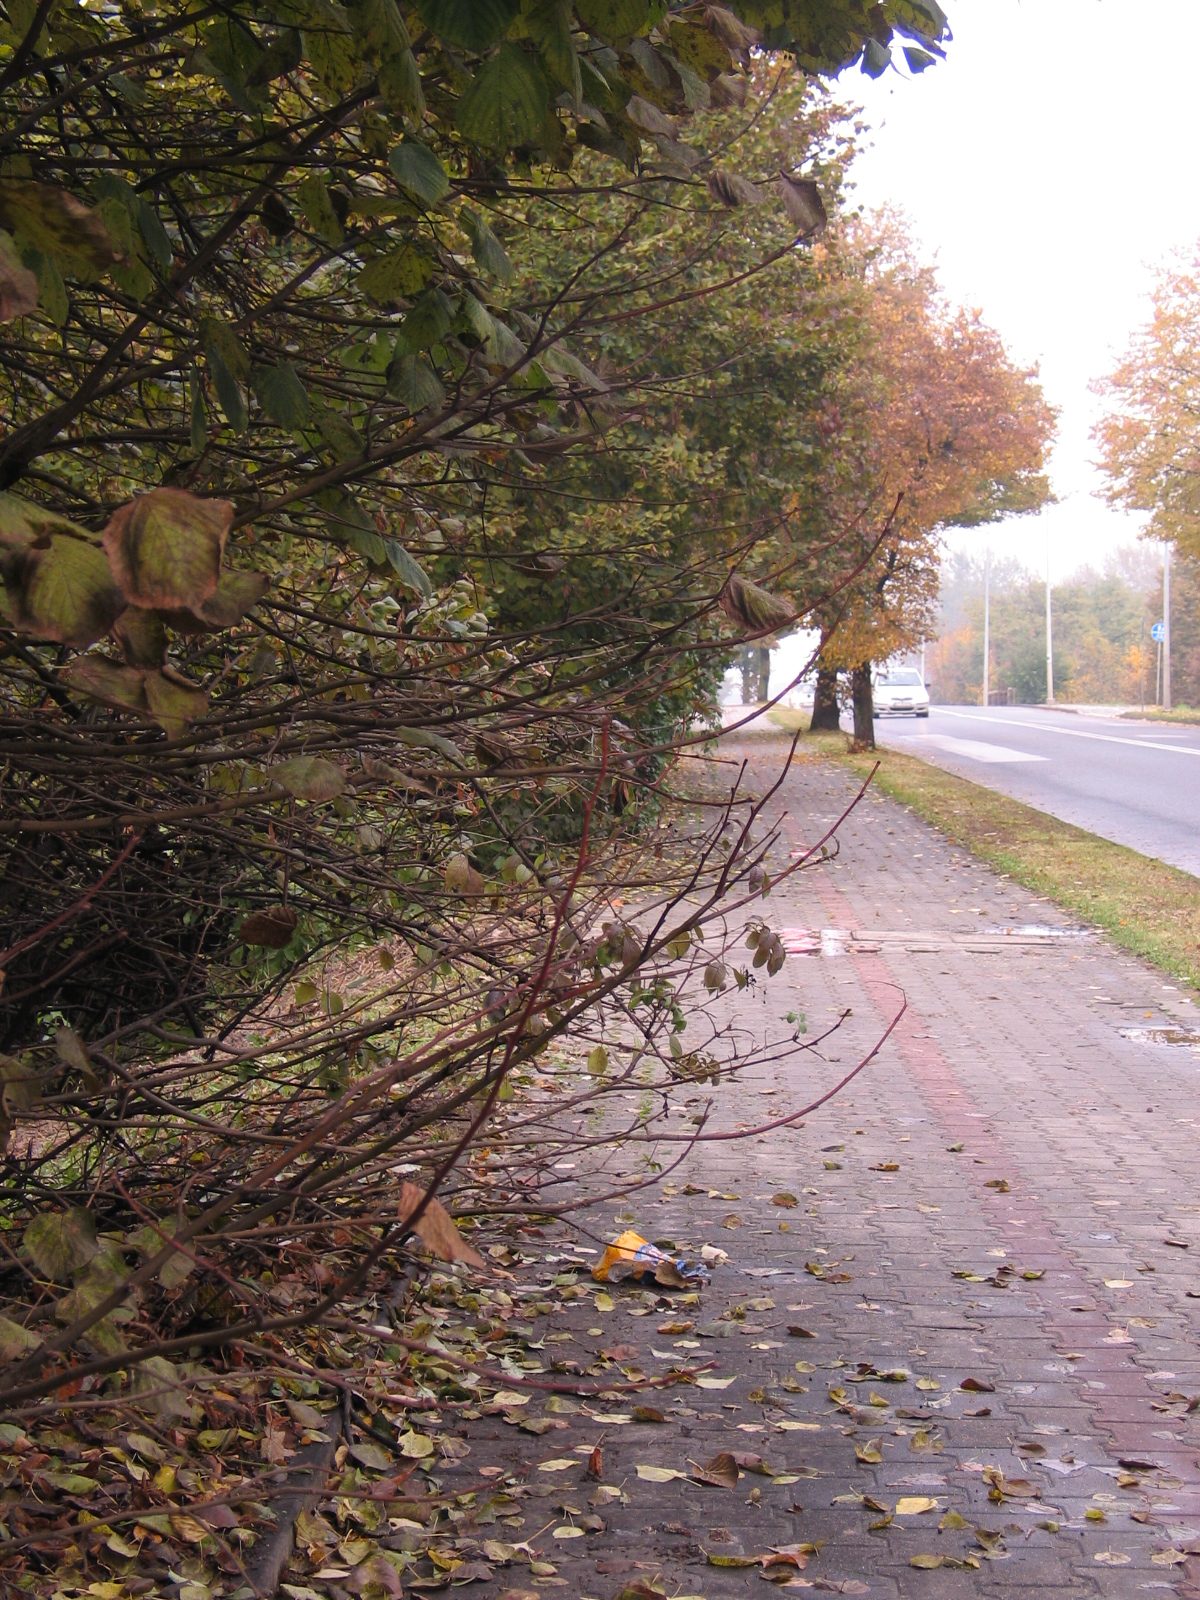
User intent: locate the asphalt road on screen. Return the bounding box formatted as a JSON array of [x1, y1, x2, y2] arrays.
[[871, 705, 1200, 878]]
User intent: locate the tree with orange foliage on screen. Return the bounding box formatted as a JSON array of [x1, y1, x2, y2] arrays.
[[809, 218, 1055, 744], [1094, 253, 1200, 562]]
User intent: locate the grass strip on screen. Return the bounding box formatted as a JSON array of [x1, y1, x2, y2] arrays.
[[781, 720, 1200, 993]]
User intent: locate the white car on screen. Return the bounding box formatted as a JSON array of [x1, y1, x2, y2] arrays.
[[874, 667, 930, 717]]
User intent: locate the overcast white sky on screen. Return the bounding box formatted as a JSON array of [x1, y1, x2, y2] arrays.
[[845, 0, 1200, 587]]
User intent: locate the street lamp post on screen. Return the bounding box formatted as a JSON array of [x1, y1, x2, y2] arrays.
[[982, 547, 990, 707], [1045, 540, 1054, 706], [1163, 544, 1172, 713]]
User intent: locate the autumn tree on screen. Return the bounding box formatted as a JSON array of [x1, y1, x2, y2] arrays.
[[1094, 252, 1200, 565], [808, 216, 1055, 744]]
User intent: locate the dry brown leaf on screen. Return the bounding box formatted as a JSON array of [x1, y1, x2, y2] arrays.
[[397, 1180, 484, 1268]]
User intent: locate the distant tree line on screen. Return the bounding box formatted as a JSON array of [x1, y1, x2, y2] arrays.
[[928, 547, 1200, 707]]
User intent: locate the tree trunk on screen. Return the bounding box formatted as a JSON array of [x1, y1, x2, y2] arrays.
[[851, 663, 875, 749], [810, 665, 841, 731], [754, 645, 771, 703]]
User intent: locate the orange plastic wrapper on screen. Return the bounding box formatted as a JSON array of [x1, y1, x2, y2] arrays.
[[591, 1229, 708, 1287]]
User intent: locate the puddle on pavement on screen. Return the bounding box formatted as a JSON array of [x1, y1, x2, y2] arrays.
[[1119, 1025, 1200, 1055], [783, 924, 1094, 957]]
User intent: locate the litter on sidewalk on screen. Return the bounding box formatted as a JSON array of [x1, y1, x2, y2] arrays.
[[592, 1229, 710, 1287]]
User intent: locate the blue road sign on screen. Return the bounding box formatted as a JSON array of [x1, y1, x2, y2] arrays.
[[1152, 620, 1166, 643]]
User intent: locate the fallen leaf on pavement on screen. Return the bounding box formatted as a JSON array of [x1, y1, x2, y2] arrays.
[[632, 1405, 665, 1423], [895, 1497, 938, 1515], [538, 1458, 577, 1473], [772, 1193, 798, 1208], [1094, 1551, 1132, 1565], [984, 1179, 1010, 1192], [692, 1451, 739, 1488], [855, 1440, 882, 1464], [636, 1464, 688, 1483], [958, 1377, 995, 1392], [696, 1376, 735, 1390], [939, 1511, 969, 1531], [398, 1181, 484, 1268], [910, 1554, 943, 1569], [787, 1325, 815, 1338]]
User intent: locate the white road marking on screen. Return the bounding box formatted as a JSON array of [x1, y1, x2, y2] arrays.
[[918, 734, 1048, 765], [935, 709, 1200, 758]]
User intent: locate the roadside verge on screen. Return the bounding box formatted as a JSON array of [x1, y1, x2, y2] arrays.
[[794, 726, 1200, 991]]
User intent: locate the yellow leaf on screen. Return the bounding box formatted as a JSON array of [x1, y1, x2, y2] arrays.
[[895, 1496, 938, 1515], [398, 1430, 434, 1459]]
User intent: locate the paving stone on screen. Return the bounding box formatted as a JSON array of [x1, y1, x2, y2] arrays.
[[458, 743, 1198, 1594]]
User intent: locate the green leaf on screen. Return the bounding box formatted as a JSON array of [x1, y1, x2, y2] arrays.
[[357, 242, 433, 304], [5, 533, 125, 646], [524, 0, 581, 100], [189, 369, 208, 452], [385, 541, 433, 595], [0, 181, 116, 277], [460, 207, 513, 283], [316, 488, 376, 544], [388, 139, 450, 206], [200, 315, 250, 381], [245, 27, 303, 84], [137, 198, 173, 271], [21, 242, 67, 325], [300, 0, 361, 97], [296, 172, 345, 245], [23, 1208, 98, 1283], [253, 361, 310, 427], [0, 494, 92, 554], [574, 0, 661, 46], [397, 725, 463, 763], [347, 522, 387, 563], [208, 343, 248, 432], [416, 0, 518, 51], [274, 755, 347, 801], [167, 569, 270, 632], [456, 44, 549, 151], [313, 401, 364, 461], [398, 287, 454, 351], [861, 38, 891, 76], [102, 488, 232, 610], [386, 352, 444, 409], [1, 1054, 41, 1115], [903, 45, 936, 72], [132, 1355, 194, 1419], [67, 656, 150, 713], [143, 670, 209, 737], [378, 43, 424, 116], [0, 228, 36, 320], [0, 1315, 41, 1363]]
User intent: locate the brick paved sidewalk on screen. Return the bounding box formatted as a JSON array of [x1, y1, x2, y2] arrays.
[[460, 735, 1200, 1599]]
